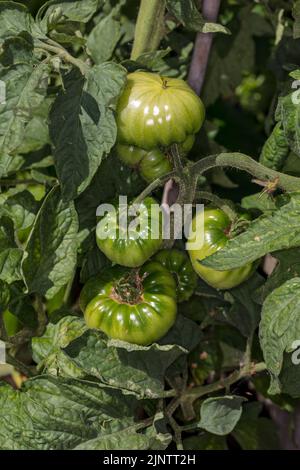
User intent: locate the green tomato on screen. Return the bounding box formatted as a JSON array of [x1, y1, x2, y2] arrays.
[[153, 249, 197, 302], [80, 261, 177, 345], [187, 208, 253, 289], [3, 310, 21, 337], [96, 196, 163, 267], [116, 144, 145, 168], [116, 72, 205, 149], [139, 149, 172, 183], [116, 143, 172, 182], [116, 134, 195, 183]]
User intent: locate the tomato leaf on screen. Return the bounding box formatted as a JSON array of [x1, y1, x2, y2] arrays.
[[38, 0, 102, 31], [259, 278, 300, 394], [0, 375, 140, 450], [0, 2, 38, 43], [259, 122, 289, 170], [87, 6, 123, 64], [258, 248, 300, 303], [32, 315, 88, 376], [49, 63, 126, 200], [232, 403, 279, 450], [63, 328, 185, 399], [198, 396, 246, 436], [0, 216, 23, 284], [22, 186, 79, 299], [166, 0, 229, 34], [224, 272, 264, 337], [184, 433, 228, 450], [0, 59, 50, 177]]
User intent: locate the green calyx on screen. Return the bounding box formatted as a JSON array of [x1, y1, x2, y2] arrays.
[[111, 270, 144, 305]]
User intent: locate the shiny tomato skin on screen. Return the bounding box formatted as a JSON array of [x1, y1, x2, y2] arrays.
[[139, 149, 172, 182], [80, 261, 177, 345], [187, 208, 254, 289], [116, 72, 205, 149], [96, 196, 163, 267], [153, 249, 197, 302]]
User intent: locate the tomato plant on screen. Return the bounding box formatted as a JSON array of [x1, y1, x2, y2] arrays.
[[1, 0, 300, 454], [80, 261, 177, 345]]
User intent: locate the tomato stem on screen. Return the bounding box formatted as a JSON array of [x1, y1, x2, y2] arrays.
[[35, 38, 88, 75], [170, 144, 185, 177], [196, 191, 238, 222], [180, 361, 267, 418], [131, 0, 166, 60], [192, 152, 300, 192], [134, 170, 178, 204]]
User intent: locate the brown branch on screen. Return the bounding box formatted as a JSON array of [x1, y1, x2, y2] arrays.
[[188, 0, 221, 95]]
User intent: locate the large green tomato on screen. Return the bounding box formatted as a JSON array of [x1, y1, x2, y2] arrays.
[[116, 72, 205, 149], [96, 196, 163, 267], [153, 249, 197, 302], [187, 208, 253, 289], [80, 261, 177, 345]]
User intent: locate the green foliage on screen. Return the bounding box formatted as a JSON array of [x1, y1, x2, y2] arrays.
[[1, 0, 300, 451], [259, 278, 300, 394], [166, 0, 229, 34], [49, 63, 127, 200], [259, 122, 290, 170], [198, 396, 246, 436]]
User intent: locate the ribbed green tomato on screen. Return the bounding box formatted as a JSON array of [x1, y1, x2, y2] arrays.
[[187, 209, 253, 289], [80, 261, 177, 345], [116, 72, 205, 149], [96, 196, 163, 267], [153, 249, 197, 302]]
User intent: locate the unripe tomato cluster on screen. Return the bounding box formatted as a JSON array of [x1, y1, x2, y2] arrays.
[[80, 72, 253, 346]]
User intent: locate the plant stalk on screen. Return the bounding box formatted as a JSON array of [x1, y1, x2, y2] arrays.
[[192, 153, 300, 192], [131, 0, 166, 60], [35, 39, 88, 75], [196, 191, 238, 221], [188, 0, 222, 94], [181, 361, 266, 406]]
